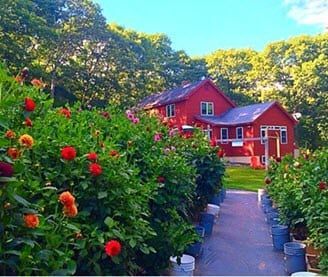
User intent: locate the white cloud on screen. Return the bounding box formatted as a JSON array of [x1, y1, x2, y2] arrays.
[[284, 0, 328, 29]]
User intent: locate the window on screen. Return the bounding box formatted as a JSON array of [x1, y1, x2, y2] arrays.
[[236, 127, 243, 140], [200, 102, 214, 116], [260, 127, 267, 144], [221, 128, 228, 144], [203, 125, 212, 140], [166, 104, 175, 118], [261, 155, 266, 164], [280, 127, 287, 144]]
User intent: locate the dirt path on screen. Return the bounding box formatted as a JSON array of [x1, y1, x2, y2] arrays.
[[195, 190, 286, 276]]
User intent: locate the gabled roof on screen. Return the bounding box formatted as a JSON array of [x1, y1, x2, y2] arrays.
[[196, 101, 297, 126], [139, 78, 235, 109]]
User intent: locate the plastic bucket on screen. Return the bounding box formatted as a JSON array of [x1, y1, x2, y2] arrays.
[[185, 226, 205, 257], [170, 254, 195, 276], [207, 204, 220, 217], [284, 242, 306, 274], [258, 189, 266, 202], [199, 212, 215, 236], [209, 195, 221, 206], [266, 212, 279, 224], [291, 272, 318, 276], [271, 225, 290, 251]]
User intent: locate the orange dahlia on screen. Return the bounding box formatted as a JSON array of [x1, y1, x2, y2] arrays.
[[18, 134, 34, 148], [59, 191, 75, 206], [63, 204, 78, 218], [24, 214, 39, 228]]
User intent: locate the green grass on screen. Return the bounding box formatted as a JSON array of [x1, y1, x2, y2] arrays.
[[225, 166, 266, 192]]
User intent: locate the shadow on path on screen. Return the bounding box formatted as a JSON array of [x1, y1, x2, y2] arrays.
[[195, 190, 286, 276]]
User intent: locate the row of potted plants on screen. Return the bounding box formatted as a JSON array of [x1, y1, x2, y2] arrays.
[[0, 65, 225, 275], [263, 150, 328, 275]]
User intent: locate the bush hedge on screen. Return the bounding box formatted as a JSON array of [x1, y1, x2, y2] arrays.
[[266, 149, 328, 274], [0, 66, 225, 275]]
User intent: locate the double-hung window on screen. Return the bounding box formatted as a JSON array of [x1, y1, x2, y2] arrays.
[[221, 128, 228, 144], [236, 127, 243, 140], [260, 127, 267, 144], [280, 127, 287, 144], [201, 102, 214, 116], [166, 104, 175, 118]]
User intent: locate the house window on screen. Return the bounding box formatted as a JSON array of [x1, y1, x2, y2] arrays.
[[166, 104, 175, 118], [221, 128, 228, 144], [200, 102, 214, 116], [280, 127, 287, 144], [236, 127, 243, 140], [203, 125, 212, 140], [261, 155, 266, 164], [260, 127, 267, 144]]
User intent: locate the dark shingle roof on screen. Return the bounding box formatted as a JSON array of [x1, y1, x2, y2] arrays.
[[196, 101, 276, 126], [139, 79, 205, 109]]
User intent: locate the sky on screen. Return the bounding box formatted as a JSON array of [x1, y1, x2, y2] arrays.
[[93, 0, 328, 56]]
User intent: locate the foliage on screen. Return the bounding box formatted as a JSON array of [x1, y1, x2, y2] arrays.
[[0, 66, 224, 275], [267, 149, 328, 274]]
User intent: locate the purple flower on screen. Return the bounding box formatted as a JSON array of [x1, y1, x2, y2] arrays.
[[133, 117, 140, 124], [154, 133, 162, 142], [0, 162, 14, 177]]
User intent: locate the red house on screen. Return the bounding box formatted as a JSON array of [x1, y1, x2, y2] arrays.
[[139, 79, 298, 167]]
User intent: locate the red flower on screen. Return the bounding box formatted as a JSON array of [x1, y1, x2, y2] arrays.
[[59, 191, 75, 206], [264, 177, 271, 185], [7, 148, 20, 160], [63, 204, 78, 217], [217, 149, 225, 158], [100, 111, 110, 119], [275, 157, 282, 163], [0, 162, 14, 177], [24, 97, 36, 112], [89, 163, 102, 176], [105, 240, 122, 257], [5, 130, 16, 139], [61, 146, 77, 161], [24, 214, 39, 228], [25, 117, 33, 127], [318, 181, 327, 191], [157, 176, 165, 183], [109, 150, 120, 158], [87, 152, 98, 161], [210, 139, 217, 147], [59, 108, 71, 118]]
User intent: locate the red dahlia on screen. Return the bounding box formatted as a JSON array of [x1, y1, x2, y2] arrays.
[[0, 161, 14, 177], [25, 118, 33, 127], [24, 97, 36, 112], [157, 176, 165, 183], [59, 108, 71, 118], [89, 163, 102, 176], [318, 181, 327, 191], [217, 149, 225, 158], [61, 146, 77, 161], [105, 240, 122, 257], [87, 152, 98, 161]]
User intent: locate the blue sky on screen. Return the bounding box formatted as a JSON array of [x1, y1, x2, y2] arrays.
[[93, 0, 327, 56]]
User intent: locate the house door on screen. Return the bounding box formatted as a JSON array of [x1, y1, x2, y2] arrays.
[[268, 130, 279, 158]]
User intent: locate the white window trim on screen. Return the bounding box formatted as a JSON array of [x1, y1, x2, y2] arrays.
[[280, 127, 287, 144], [166, 104, 175, 118], [221, 128, 228, 144], [203, 125, 213, 140], [236, 127, 243, 140], [200, 101, 214, 116]]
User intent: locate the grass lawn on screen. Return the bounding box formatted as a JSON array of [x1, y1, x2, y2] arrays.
[[224, 166, 266, 192]]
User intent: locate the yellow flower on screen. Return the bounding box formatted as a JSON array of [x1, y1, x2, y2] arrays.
[[18, 134, 34, 148]]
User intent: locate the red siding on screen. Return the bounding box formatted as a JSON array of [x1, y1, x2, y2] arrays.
[[253, 104, 295, 157]]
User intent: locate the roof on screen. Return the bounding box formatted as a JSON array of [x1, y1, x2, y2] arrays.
[[138, 78, 235, 109], [196, 101, 279, 126]]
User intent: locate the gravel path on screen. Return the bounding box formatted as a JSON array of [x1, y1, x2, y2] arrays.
[[195, 190, 286, 276]]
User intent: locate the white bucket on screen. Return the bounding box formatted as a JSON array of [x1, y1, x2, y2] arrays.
[[258, 189, 266, 202], [206, 204, 220, 216], [170, 254, 195, 276], [291, 272, 318, 276]]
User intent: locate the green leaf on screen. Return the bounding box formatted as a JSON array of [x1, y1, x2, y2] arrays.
[[129, 239, 136, 248], [12, 194, 31, 207], [104, 217, 115, 228], [0, 177, 17, 183], [98, 191, 108, 199]]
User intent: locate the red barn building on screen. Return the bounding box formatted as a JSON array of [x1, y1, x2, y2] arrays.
[[139, 79, 298, 167]]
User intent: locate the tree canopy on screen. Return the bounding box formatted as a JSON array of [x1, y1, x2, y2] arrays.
[[0, 0, 327, 148]]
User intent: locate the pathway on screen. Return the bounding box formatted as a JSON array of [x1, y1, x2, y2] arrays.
[[195, 190, 286, 276]]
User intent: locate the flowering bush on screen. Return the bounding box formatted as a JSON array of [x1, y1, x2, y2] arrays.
[[0, 66, 225, 275], [267, 149, 328, 274]]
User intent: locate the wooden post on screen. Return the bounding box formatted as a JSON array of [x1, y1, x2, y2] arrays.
[[276, 136, 280, 158], [265, 128, 269, 170]]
